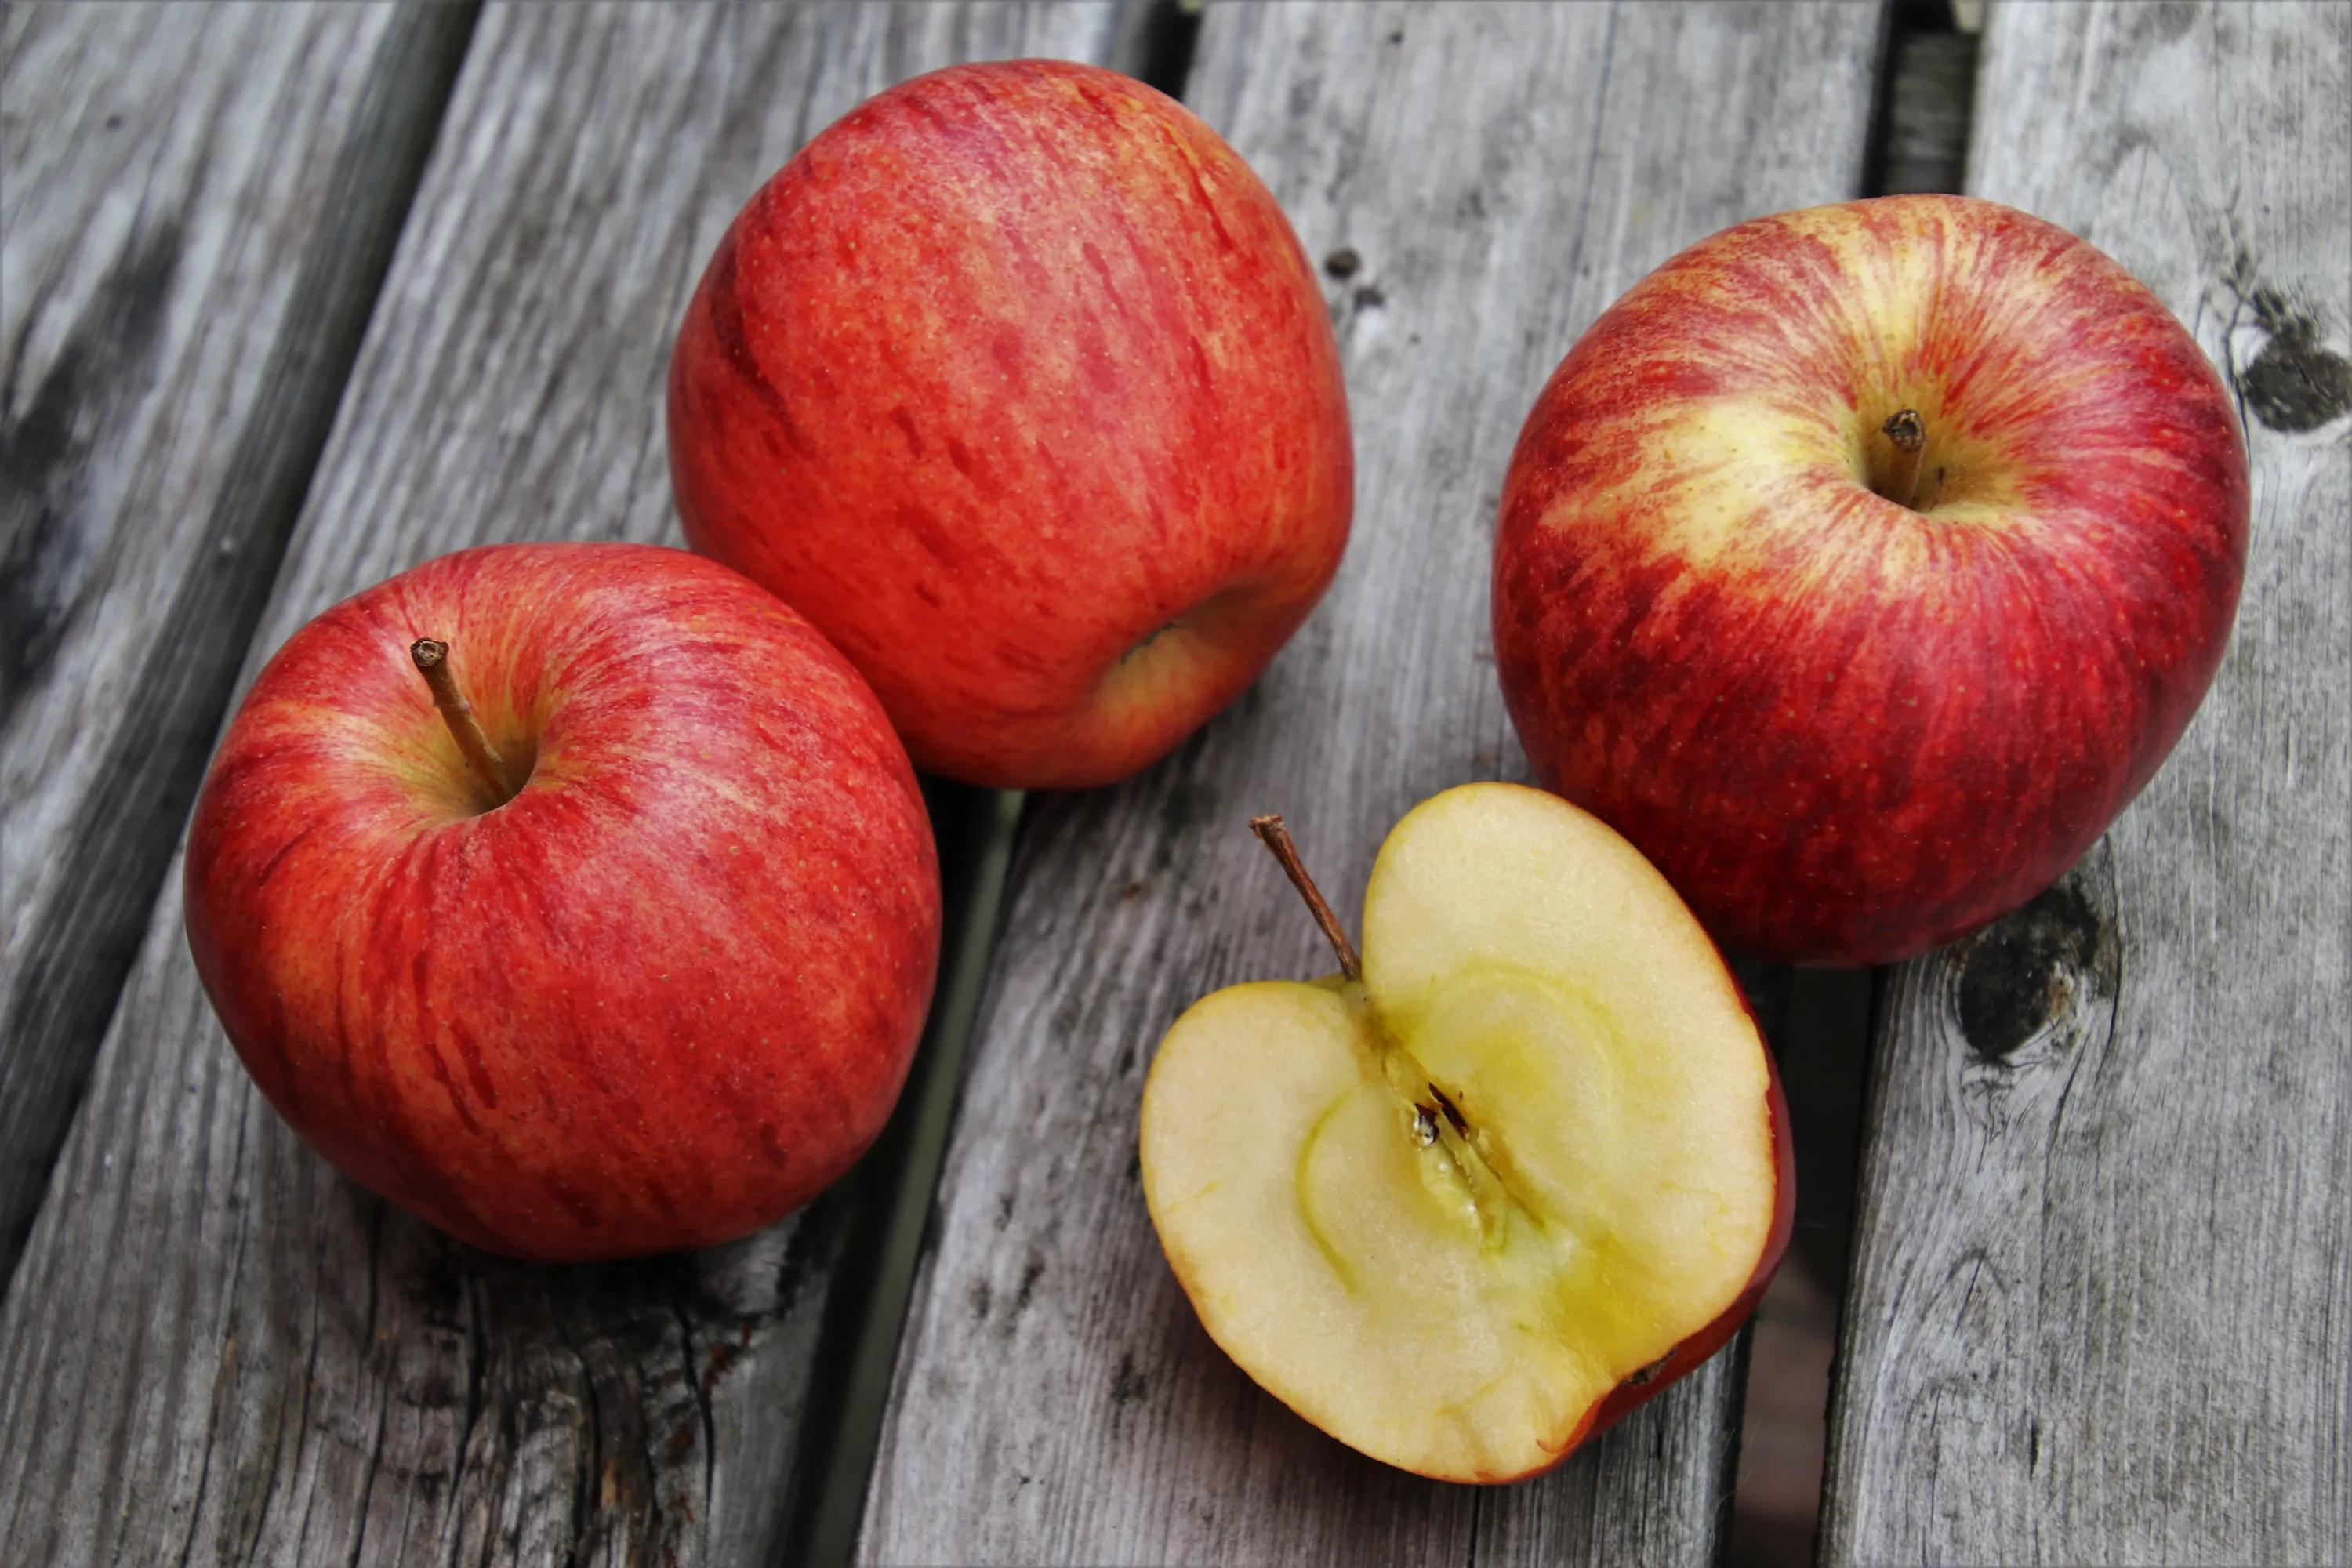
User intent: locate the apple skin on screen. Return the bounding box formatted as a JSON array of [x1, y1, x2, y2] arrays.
[[1494, 195, 2248, 965], [183, 543, 940, 1261], [667, 59, 1352, 790]]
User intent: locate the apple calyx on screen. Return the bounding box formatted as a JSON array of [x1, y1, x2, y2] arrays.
[[409, 637, 516, 808], [1879, 408, 1926, 509]]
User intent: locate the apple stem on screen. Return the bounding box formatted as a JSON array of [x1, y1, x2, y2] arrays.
[[410, 638, 514, 804], [1881, 408, 1926, 509], [1249, 814, 1363, 982]]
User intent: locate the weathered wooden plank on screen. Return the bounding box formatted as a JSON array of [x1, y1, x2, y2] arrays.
[[858, 5, 1883, 1563], [0, 0, 473, 1283], [0, 7, 1127, 1566], [1821, 3, 2352, 1561]]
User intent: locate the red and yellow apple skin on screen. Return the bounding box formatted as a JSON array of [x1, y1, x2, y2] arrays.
[[183, 543, 940, 1261], [668, 59, 1352, 790], [1494, 195, 2248, 965]]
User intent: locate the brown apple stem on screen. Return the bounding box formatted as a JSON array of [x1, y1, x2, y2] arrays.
[[410, 638, 512, 802], [1249, 814, 1363, 982], [1882, 408, 1926, 509]]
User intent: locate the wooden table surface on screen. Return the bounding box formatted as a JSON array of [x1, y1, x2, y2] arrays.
[[2, 3, 2343, 1564]]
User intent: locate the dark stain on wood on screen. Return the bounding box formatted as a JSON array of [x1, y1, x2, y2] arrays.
[[1109, 1349, 1149, 1409], [2129, 2, 2199, 46], [769, 1180, 840, 1320], [2238, 288, 2351, 433], [0, 216, 184, 718], [1011, 1252, 1045, 1320], [1951, 877, 2112, 1063], [1158, 775, 1210, 840], [702, 1340, 740, 1395]]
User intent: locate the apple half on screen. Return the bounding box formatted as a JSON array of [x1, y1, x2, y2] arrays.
[[1140, 783, 1791, 1482]]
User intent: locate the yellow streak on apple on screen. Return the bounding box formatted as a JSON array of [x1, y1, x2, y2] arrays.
[[1141, 784, 1777, 1482], [1557, 198, 2175, 586]]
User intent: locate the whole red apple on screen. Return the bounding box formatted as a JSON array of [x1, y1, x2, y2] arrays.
[[183, 543, 940, 1261], [1494, 195, 2248, 965], [667, 59, 1352, 789]]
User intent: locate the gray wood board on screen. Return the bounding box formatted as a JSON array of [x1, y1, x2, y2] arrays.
[[1821, 2, 2352, 1562], [857, 5, 1883, 1563], [0, 6, 1127, 1566], [0, 1, 475, 1284]]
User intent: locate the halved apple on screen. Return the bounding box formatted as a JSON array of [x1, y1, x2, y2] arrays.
[[1139, 783, 1791, 1482]]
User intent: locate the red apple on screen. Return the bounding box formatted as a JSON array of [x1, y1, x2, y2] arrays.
[[183, 543, 940, 1261], [1494, 195, 2248, 965], [667, 59, 1352, 790]]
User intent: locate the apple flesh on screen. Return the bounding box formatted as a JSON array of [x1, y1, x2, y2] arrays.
[[667, 59, 1352, 790], [1140, 784, 1790, 1482], [183, 543, 941, 1261], [1494, 194, 2249, 965]]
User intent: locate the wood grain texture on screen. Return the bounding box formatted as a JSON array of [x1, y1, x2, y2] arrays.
[[0, 7, 1123, 1566], [1822, 3, 2352, 1561], [0, 0, 477, 1284], [857, 5, 1882, 1563]]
